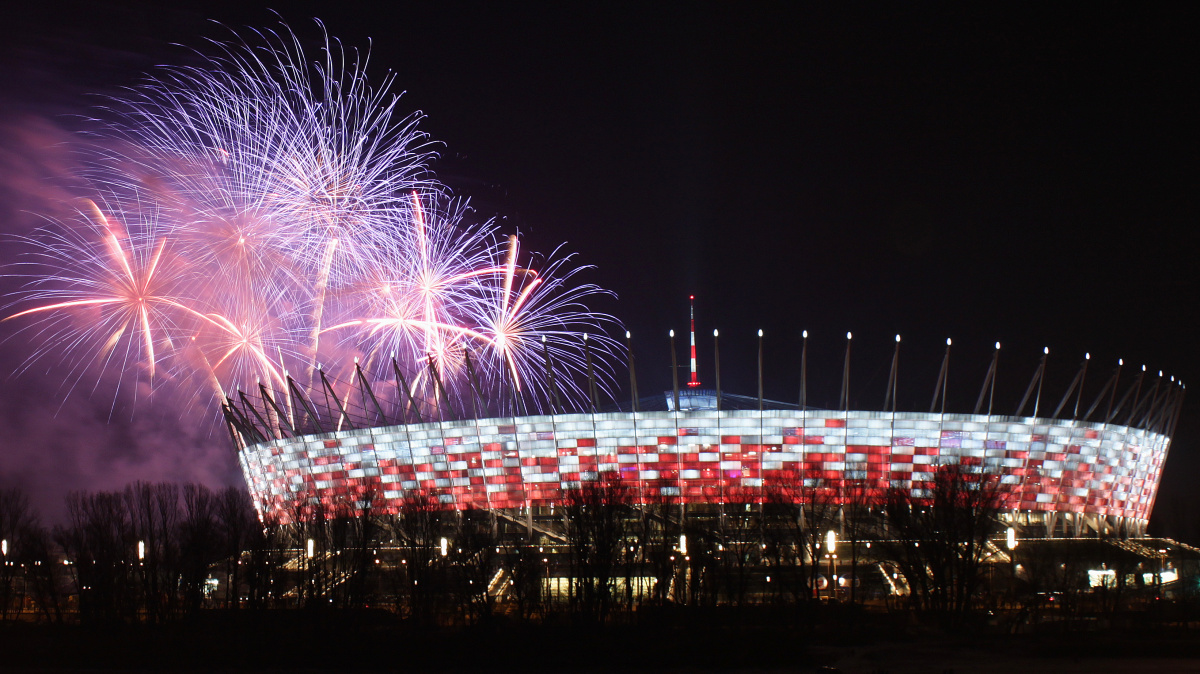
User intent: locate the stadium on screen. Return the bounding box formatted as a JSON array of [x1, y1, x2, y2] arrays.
[[226, 335, 1183, 541]]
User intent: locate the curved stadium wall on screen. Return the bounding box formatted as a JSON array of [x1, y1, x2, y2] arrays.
[[236, 407, 1171, 537]]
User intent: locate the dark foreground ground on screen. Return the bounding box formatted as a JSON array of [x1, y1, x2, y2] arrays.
[[4, 607, 1200, 672]]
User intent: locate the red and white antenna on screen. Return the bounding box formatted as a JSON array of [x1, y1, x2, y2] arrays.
[[687, 295, 701, 388]]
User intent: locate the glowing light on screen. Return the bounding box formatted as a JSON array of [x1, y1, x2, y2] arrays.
[[895, 334, 901, 342], [995, 342, 1001, 350], [758, 329, 764, 337], [802, 330, 808, 339], [946, 338, 952, 346], [2, 22, 620, 416], [826, 529, 836, 553], [1006, 527, 1017, 551], [440, 537, 448, 557], [846, 332, 852, 340], [137, 540, 145, 561], [306, 538, 314, 559]]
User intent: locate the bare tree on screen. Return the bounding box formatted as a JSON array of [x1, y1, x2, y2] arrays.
[[0, 488, 38, 620], [680, 516, 720, 606], [506, 537, 545, 621], [452, 508, 499, 624], [215, 486, 256, 609], [55, 491, 136, 624], [881, 462, 1005, 616], [808, 485, 843, 601], [562, 478, 631, 623], [334, 485, 385, 611], [842, 478, 882, 604], [242, 514, 286, 610], [715, 488, 761, 607], [124, 482, 180, 622], [763, 469, 819, 603], [21, 524, 65, 623], [389, 491, 445, 625], [638, 490, 679, 606], [179, 484, 221, 616]]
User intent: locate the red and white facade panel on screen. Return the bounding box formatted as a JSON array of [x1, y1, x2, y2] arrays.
[[238, 410, 1169, 524]]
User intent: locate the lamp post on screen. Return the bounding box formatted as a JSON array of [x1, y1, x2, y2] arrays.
[[1006, 527, 1018, 602], [826, 530, 838, 600], [1158, 548, 1167, 601]]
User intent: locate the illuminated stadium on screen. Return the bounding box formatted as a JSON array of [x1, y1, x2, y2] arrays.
[[225, 333, 1184, 540]]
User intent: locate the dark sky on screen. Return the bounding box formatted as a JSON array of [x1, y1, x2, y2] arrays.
[[1, 2, 1196, 532]]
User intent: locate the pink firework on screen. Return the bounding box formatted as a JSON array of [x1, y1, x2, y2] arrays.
[[4, 21, 620, 419]]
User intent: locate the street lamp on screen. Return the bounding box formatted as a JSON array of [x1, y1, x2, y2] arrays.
[[1006, 527, 1018, 593], [826, 530, 838, 600]]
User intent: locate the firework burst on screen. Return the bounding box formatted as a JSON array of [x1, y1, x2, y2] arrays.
[[4, 21, 620, 420]]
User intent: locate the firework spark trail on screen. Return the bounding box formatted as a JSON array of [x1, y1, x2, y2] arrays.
[[3, 21, 622, 421]]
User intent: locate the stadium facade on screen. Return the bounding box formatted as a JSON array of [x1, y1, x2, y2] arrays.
[[229, 354, 1183, 538]]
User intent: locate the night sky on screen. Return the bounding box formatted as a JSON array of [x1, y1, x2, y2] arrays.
[[1, 3, 1196, 532]]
